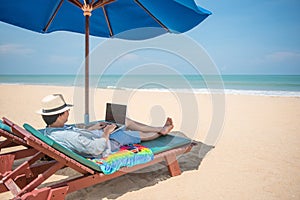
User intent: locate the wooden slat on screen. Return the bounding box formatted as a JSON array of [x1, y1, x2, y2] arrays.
[[0, 148, 37, 160], [0, 140, 18, 149]]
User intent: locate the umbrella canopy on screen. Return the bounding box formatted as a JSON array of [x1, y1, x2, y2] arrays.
[[0, 0, 211, 123]]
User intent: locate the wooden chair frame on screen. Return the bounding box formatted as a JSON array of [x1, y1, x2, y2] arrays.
[[0, 118, 194, 200]]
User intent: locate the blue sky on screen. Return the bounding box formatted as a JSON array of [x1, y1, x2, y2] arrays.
[[0, 0, 300, 75]]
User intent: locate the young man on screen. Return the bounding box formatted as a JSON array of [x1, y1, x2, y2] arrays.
[[37, 94, 174, 158]]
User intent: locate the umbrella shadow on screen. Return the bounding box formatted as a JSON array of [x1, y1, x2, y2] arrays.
[[64, 133, 214, 200]]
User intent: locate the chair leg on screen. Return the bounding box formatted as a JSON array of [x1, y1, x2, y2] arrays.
[[165, 153, 181, 176], [0, 154, 15, 174]]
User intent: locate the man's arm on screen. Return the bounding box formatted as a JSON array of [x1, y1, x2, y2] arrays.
[[77, 124, 117, 157]]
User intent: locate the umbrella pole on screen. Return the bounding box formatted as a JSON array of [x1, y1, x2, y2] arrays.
[[84, 10, 90, 124]]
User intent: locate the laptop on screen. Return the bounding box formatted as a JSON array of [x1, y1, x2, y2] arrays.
[[104, 103, 127, 133]]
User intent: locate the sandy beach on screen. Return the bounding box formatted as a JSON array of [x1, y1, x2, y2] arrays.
[[0, 84, 300, 200]]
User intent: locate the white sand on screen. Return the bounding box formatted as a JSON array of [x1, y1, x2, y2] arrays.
[[0, 85, 299, 200]]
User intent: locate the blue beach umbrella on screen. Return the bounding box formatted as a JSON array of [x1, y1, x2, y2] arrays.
[[0, 0, 211, 123]]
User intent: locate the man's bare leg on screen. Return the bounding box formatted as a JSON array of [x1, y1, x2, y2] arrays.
[[138, 132, 160, 141], [125, 117, 174, 141]]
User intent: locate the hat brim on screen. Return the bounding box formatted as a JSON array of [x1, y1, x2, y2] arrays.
[[36, 104, 73, 116]]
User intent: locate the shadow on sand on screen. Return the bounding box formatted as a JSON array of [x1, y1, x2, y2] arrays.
[[62, 132, 214, 200]]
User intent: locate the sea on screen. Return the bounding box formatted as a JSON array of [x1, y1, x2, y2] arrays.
[[0, 74, 300, 97]]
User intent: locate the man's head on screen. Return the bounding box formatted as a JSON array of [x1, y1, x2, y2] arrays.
[[37, 94, 73, 127]]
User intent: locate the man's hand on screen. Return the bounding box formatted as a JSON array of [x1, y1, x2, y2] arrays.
[[87, 122, 107, 130], [103, 124, 116, 140], [103, 124, 116, 134]]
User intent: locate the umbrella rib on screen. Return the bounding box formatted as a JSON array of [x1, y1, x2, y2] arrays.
[[68, 0, 83, 8], [102, 6, 113, 37], [43, 0, 65, 32], [134, 0, 170, 33], [93, 0, 115, 10]]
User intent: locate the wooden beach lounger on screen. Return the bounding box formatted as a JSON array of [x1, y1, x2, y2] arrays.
[[0, 121, 37, 176], [0, 117, 195, 200]]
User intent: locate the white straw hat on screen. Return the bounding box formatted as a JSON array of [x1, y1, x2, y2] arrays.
[[37, 94, 73, 115]]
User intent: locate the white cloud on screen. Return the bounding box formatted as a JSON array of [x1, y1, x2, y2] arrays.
[[264, 51, 300, 62], [0, 44, 34, 55]]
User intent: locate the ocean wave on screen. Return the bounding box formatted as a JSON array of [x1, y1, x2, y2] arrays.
[[221, 89, 300, 97], [1, 82, 299, 97], [0, 82, 75, 87], [101, 86, 300, 97], [0, 83, 24, 86]]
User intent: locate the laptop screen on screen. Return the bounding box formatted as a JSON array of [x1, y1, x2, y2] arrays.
[[105, 103, 127, 125]]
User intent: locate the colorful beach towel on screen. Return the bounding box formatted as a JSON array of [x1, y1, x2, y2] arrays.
[[90, 144, 154, 175]]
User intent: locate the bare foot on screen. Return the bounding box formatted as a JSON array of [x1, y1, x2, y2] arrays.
[[159, 117, 174, 135]]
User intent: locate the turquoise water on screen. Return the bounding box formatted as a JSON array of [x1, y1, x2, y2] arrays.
[[0, 74, 300, 96]]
